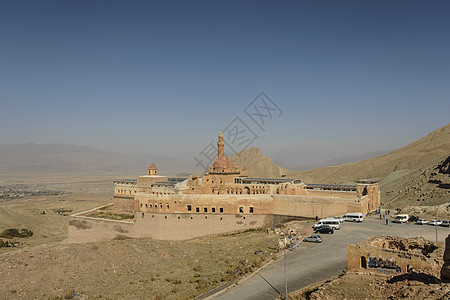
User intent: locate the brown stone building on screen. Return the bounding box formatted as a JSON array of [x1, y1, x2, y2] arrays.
[[69, 132, 380, 242]]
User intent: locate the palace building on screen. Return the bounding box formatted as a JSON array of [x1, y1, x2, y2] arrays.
[[68, 132, 380, 242]]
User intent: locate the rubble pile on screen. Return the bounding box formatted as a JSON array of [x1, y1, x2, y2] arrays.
[[365, 235, 438, 256]]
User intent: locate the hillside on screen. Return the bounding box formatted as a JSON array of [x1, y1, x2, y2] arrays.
[[232, 123, 450, 208], [288, 123, 450, 184], [231, 148, 289, 178]]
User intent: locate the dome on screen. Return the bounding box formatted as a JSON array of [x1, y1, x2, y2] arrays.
[[213, 155, 234, 169]]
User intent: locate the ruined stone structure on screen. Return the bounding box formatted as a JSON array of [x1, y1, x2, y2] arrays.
[[441, 234, 450, 280], [69, 132, 381, 242], [348, 236, 440, 274]]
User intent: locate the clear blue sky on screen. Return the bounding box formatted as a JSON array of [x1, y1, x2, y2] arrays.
[[1, 1, 449, 168]]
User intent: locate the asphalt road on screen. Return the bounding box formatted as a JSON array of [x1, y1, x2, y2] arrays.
[[211, 216, 450, 300]]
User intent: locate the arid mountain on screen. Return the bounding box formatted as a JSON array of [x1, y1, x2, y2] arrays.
[[287, 123, 450, 184], [231, 147, 289, 178], [232, 123, 450, 207]]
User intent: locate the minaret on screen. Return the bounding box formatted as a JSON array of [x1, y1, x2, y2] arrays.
[[217, 131, 224, 157]]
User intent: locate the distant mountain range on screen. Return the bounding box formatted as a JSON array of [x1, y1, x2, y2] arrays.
[[0, 143, 392, 177], [0, 143, 194, 176]]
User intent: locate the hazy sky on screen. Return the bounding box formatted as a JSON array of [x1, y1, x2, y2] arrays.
[[1, 1, 449, 169]]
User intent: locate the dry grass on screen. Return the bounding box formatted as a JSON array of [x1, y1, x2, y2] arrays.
[[84, 210, 134, 220], [0, 230, 278, 299]]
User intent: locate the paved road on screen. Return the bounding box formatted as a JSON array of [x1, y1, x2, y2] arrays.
[[212, 216, 450, 300]]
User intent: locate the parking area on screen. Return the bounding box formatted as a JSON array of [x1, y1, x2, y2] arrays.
[[213, 214, 450, 300]]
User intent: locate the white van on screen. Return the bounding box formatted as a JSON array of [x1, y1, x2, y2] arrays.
[[392, 214, 409, 223], [343, 213, 364, 222], [313, 218, 341, 230]]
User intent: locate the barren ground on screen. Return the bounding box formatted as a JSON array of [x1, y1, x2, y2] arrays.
[[0, 175, 280, 299]]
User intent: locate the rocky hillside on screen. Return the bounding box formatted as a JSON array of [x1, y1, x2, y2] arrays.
[[381, 155, 450, 208], [231, 147, 289, 178]]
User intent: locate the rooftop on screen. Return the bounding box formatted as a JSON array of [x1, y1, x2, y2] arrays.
[[304, 183, 357, 190], [236, 177, 301, 184]]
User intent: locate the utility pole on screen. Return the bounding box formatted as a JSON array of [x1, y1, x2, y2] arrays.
[[283, 231, 288, 299]]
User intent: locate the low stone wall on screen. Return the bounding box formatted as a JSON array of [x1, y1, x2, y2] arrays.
[[133, 213, 272, 241]]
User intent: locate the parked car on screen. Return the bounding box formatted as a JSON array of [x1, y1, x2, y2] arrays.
[[313, 219, 340, 230], [314, 224, 332, 230], [330, 216, 345, 223], [315, 227, 334, 234], [342, 213, 364, 222], [409, 215, 419, 223], [440, 220, 450, 227], [415, 219, 428, 225], [303, 235, 323, 243], [429, 220, 442, 226], [392, 214, 409, 223]]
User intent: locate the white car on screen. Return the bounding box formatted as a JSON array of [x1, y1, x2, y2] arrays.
[[415, 219, 428, 225], [330, 216, 345, 223], [428, 220, 442, 226]]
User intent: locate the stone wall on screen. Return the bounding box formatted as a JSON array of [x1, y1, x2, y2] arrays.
[[112, 196, 135, 214], [348, 238, 438, 274], [68, 212, 275, 243], [133, 212, 271, 240], [134, 193, 275, 215], [272, 195, 356, 219]]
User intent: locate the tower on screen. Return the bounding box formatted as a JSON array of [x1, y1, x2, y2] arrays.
[[148, 162, 158, 175], [217, 131, 224, 157]]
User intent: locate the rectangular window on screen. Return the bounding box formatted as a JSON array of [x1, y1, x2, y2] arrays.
[[203, 207, 208, 213], [249, 207, 254, 213], [219, 207, 224, 213], [196, 207, 200, 213], [211, 207, 216, 213], [187, 205, 192, 211]]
